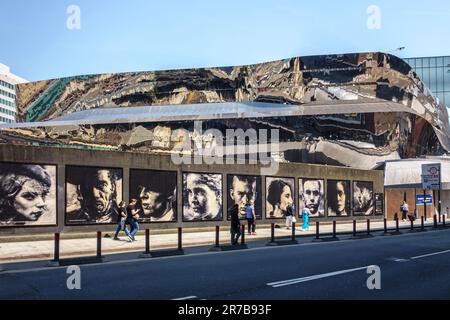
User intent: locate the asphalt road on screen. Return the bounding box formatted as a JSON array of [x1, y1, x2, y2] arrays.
[[2, 228, 450, 300]]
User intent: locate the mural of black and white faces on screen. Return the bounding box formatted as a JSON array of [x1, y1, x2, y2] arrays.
[[183, 173, 222, 221], [0, 163, 56, 226], [299, 179, 325, 217], [353, 181, 374, 216], [327, 180, 351, 217], [227, 175, 262, 220], [266, 177, 295, 219], [130, 170, 177, 223], [66, 166, 122, 225]]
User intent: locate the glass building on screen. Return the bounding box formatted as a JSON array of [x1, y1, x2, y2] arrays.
[[404, 56, 450, 108]]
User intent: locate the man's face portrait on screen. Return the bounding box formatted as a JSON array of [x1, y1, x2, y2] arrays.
[[65, 166, 123, 224], [183, 173, 222, 221], [0, 164, 57, 226], [227, 175, 261, 220], [89, 169, 115, 215], [300, 179, 324, 217], [139, 188, 164, 216], [230, 176, 256, 212], [130, 169, 177, 223]]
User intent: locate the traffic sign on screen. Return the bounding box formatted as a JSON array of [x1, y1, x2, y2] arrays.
[[422, 163, 441, 190]]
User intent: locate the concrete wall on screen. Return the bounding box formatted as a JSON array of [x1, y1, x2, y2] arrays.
[[0, 144, 384, 235]]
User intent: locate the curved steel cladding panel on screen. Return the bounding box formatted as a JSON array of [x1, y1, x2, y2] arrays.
[[14, 52, 450, 148], [3, 52, 449, 170]]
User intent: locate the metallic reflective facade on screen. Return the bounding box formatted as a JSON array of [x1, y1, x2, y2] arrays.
[[1, 52, 449, 170]]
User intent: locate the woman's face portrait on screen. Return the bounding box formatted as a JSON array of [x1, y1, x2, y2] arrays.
[[13, 178, 48, 221], [279, 185, 293, 212], [0, 164, 56, 226], [266, 177, 295, 219], [336, 182, 346, 213], [183, 173, 222, 221]]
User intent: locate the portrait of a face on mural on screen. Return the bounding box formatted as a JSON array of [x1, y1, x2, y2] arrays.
[[0, 164, 57, 226], [183, 173, 222, 221], [266, 177, 295, 219], [327, 180, 351, 217], [299, 179, 325, 218], [227, 175, 262, 220], [353, 181, 374, 216], [66, 166, 122, 224], [130, 169, 177, 222]]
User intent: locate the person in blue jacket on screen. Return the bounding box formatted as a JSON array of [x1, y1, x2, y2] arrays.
[[301, 206, 311, 231]]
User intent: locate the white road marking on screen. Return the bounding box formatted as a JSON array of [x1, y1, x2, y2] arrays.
[[410, 249, 450, 260], [172, 296, 198, 300], [393, 259, 409, 262], [267, 266, 369, 288]]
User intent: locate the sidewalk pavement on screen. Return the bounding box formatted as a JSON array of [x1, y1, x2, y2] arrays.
[[0, 219, 436, 264]]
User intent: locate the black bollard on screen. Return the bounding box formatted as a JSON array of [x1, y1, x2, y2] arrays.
[[271, 223, 275, 243], [215, 226, 220, 247], [384, 218, 387, 234], [421, 216, 425, 231], [395, 217, 400, 233], [316, 221, 320, 240], [444, 215, 446, 227], [54, 233, 60, 262], [333, 221, 337, 238], [145, 229, 150, 254], [434, 214, 438, 228], [241, 224, 245, 245], [178, 227, 182, 251], [410, 218, 414, 231], [367, 219, 371, 236], [291, 222, 296, 241], [96, 231, 102, 258], [353, 220, 357, 237]]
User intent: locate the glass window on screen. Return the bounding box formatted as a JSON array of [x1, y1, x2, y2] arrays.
[[416, 59, 423, 69], [445, 69, 450, 91], [437, 57, 444, 67], [406, 59, 415, 69], [422, 69, 430, 87], [445, 92, 450, 107], [430, 58, 437, 68], [429, 68, 437, 92], [445, 56, 450, 67], [423, 58, 430, 68], [415, 69, 423, 79]]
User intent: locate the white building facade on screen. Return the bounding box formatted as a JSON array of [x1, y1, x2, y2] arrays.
[[0, 63, 27, 124]]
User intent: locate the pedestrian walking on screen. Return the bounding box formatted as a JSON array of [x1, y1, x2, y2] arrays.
[[285, 203, 296, 230], [127, 199, 141, 242], [113, 201, 132, 240], [301, 206, 311, 231], [400, 201, 409, 222], [245, 200, 257, 235], [229, 203, 241, 245]]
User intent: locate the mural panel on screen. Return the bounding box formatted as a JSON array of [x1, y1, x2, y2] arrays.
[[0, 163, 57, 226]]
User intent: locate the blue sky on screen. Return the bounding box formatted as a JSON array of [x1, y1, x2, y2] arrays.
[[1, 0, 450, 81]]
